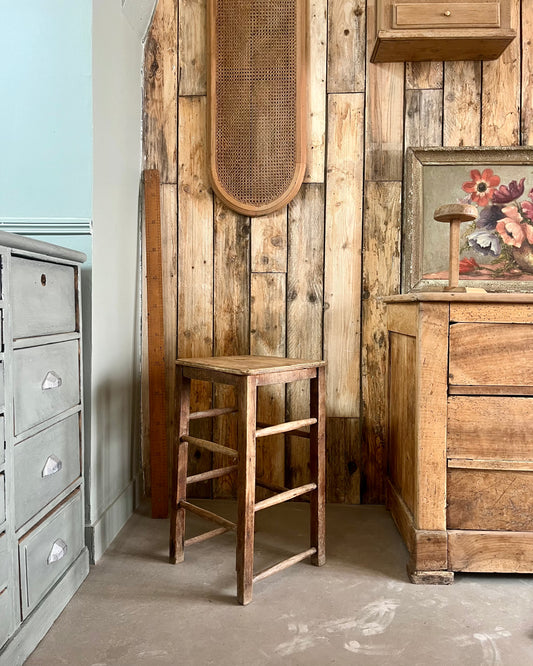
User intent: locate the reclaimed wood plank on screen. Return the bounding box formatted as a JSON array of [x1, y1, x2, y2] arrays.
[[406, 62, 443, 90], [326, 417, 360, 503], [250, 273, 286, 494], [327, 0, 366, 93], [213, 201, 250, 498], [178, 96, 214, 496], [404, 89, 443, 150], [522, 0, 533, 144], [361, 182, 402, 504], [443, 61, 481, 146], [143, 0, 178, 183], [324, 93, 364, 417], [305, 0, 327, 182], [179, 0, 207, 95], [481, 0, 520, 146], [286, 184, 324, 489], [251, 208, 287, 273]]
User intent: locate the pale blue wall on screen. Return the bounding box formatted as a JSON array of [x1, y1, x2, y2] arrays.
[[0, 0, 92, 224]]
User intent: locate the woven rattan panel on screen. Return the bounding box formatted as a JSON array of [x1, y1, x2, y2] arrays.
[[208, 0, 306, 217]]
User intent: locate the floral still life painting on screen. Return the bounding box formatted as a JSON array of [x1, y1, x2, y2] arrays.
[[402, 147, 533, 292]]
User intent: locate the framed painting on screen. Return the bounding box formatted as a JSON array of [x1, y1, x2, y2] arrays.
[[403, 147, 533, 293]]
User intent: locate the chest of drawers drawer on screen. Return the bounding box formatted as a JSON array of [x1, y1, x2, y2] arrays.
[[0, 533, 8, 587], [19, 490, 83, 619], [0, 474, 5, 526], [11, 257, 76, 339], [13, 340, 80, 435], [14, 414, 81, 529], [0, 587, 13, 648], [0, 418, 5, 466]]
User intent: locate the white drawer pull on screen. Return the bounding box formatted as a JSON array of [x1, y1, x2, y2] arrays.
[[42, 454, 63, 477], [47, 538, 68, 564], [42, 371, 62, 390]]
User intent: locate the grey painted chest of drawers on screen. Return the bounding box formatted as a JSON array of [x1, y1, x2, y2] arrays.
[[0, 232, 89, 665]]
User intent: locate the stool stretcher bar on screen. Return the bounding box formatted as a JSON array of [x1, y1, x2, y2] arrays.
[[180, 500, 237, 530], [253, 548, 317, 583], [185, 527, 232, 546], [180, 435, 238, 459], [188, 406, 238, 420], [254, 483, 317, 512], [256, 421, 311, 439], [255, 418, 317, 439], [186, 465, 238, 485]]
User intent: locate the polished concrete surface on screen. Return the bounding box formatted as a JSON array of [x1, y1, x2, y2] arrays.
[[26, 501, 533, 665]]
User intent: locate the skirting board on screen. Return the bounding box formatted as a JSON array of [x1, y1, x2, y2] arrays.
[[0, 548, 89, 666], [85, 474, 141, 563]]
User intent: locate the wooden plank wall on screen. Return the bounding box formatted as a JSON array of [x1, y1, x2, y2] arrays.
[[142, 0, 532, 503]]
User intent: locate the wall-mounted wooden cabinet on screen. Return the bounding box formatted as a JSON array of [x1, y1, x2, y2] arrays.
[[371, 0, 516, 62]]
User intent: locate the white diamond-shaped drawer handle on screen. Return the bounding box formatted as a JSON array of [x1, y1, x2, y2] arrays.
[[42, 454, 63, 477], [47, 538, 68, 564], [42, 371, 62, 390]]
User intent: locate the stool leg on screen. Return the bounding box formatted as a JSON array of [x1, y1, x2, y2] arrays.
[[236, 376, 257, 605], [170, 367, 191, 564], [310, 366, 326, 566]]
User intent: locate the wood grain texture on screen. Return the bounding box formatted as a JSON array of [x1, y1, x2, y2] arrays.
[[406, 62, 443, 90], [251, 209, 287, 273], [450, 303, 533, 323], [324, 93, 364, 418], [481, 0, 520, 146], [522, 0, 533, 143], [213, 202, 250, 497], [448, 530, 533, 572], [361, 181, 402, 504], [448, 469, 533, 531], [327, 0, 366, 93], [143, 0, 178, 183], [250, 273, 286, 493], [443, 61, 481, 146], [177, 96, 214, 494], [305, 0, 327, 182], [326, 417, 360, 503], [286, 184, 324, 490], [179, 0, 206, 95], [404, 89, 443, 149], [449, 323, 533, 387], [448, 396, 533, 460]]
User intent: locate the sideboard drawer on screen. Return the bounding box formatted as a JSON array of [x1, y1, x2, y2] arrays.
[[0, 417, 4, 465], [0, 533, 8, 587], [0, 586, 13, 648], [447, 468, 533, 531], [19, 491, 83, 618], [13, 340, 80, 435], [0, 362, 4, 413], [14, 415, 81, 529], [393, 2, 501, 29], [11, 257, 76, 339], [449, 323, 533, 388], [0, 474, 4, 526]]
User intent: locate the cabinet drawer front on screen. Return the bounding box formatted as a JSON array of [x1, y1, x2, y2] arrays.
[[0, 532, 8, 587], [0, 474, 4, 526], [0, 417, 4, 465], [19, 491, 83, 617], [449, 323, 533, 388], [14, 415, 81, 529], [447, 469, 533, 531], [11, 257, 76, 339], [0, 361, 4, 413], [448, 396, 533, 460], [13, 340, 80, 435], [393, 2, 500, 28], [0, 586, 14, 648]]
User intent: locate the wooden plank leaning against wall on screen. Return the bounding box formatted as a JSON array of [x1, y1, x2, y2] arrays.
[[142, 0, 532, 505]]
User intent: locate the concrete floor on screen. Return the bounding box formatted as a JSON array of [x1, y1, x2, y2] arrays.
[[26, 501, 533, 665]]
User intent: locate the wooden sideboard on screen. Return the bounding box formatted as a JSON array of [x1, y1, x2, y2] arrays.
[[386, 292, 533, 583]]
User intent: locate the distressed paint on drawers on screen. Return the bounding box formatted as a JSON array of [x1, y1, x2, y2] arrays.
[[19, 491, 83, 618], [0, 418, 4, 466], [11, 257, 76, 339], [449, 323, 533, 388], [0, 474, 4, 526], [13, 340, 80, 435], [14, 415, 81, 529], [0, 362, 4, 413]]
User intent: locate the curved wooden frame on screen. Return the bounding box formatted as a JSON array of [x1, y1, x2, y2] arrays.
[[207, 0, 307, 217]]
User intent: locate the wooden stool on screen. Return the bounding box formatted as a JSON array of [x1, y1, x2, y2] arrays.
[[169, 355, 326, 605]]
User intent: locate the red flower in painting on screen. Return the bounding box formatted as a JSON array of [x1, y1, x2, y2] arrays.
[[462, 169, 501, 206], [459, 257, 480, 274]]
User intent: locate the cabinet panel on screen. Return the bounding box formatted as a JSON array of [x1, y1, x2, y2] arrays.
[[0, 533, 8, 586], [13, 340, 80, 435], [0, 586, 13, 647], [0, 474, 4, 526], [19, 491, 83, 618], [14, 415, 81, 529], [11, 257, 76, 339], [448, 396, 533, 460], [448, 530, 533, 573], [0, 417, 5, 466], [447, 469, 533, 531], [449, 323, 533, 388]]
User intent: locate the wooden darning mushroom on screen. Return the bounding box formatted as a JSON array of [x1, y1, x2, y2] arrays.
[[433, 203, 478, 292]]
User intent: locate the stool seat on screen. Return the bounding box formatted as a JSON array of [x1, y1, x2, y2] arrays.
[[169, 354, 326, 605]]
